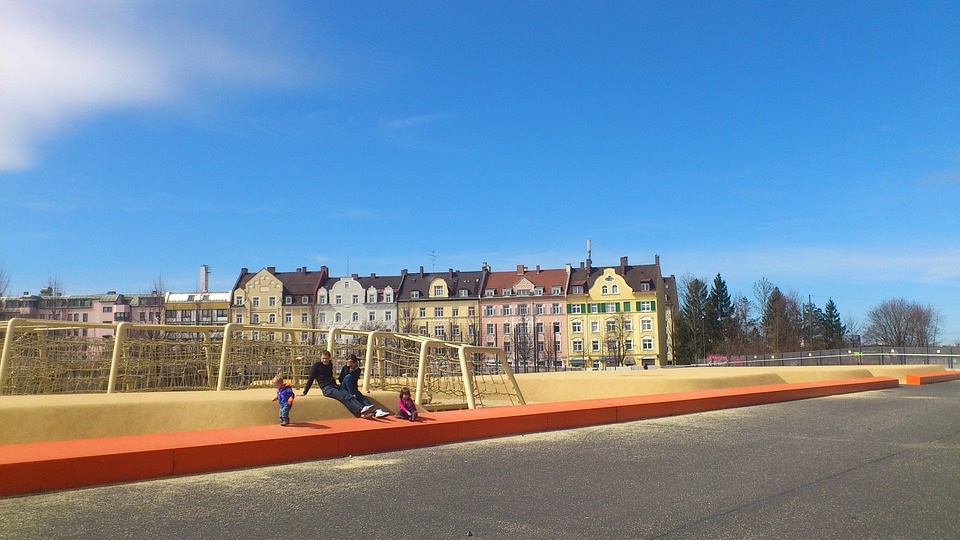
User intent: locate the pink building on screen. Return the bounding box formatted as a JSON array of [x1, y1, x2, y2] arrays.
[[480, 264, 569, 371]]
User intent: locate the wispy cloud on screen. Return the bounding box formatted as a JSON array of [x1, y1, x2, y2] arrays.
[[381, 112, 456, 130], [919, 170, 960, 185], [0, 1, 304, 171]]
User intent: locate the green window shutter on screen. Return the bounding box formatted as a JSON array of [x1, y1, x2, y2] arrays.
[[599, 303, 606, 313], [636, 301, 641, 311], [651, 300, 656, 310], [581, 303, 587, 314], [624, 302, 631, 312], [566, 304, 571, 314]]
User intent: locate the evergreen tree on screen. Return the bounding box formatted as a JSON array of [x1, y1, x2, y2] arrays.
[[706, 273, 732, 355], [680, 276, 709, 362], [822, 298, 845, 348]]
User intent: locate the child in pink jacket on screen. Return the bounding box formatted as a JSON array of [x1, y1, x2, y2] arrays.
[[396, 387, 418, 421]]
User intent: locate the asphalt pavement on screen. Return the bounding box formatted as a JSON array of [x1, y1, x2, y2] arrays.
[[1, 381, 958, 540]]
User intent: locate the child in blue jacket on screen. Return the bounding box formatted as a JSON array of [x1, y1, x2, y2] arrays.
[[272, 374, 295, 426]]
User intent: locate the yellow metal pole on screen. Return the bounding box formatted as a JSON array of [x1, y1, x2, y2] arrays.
[[217, 323, 237, 391], [457, 346, 477, 409], [107, 322, 129, 394], [0, 318, 21, 394]]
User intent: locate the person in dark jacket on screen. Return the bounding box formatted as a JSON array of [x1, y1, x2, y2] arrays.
[[339, 354, 390, 418], [301, 350, 374, 418]]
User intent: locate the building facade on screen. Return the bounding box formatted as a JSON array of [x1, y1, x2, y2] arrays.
[[315, 272, 404, 332], [230, 266, 327, 343], [397, 267, 488, 345], [481, 264, 569, 370]]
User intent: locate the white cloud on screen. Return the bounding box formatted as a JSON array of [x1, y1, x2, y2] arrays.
[[0, 1, 303, 171]]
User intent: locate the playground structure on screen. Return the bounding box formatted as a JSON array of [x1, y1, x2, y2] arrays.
[[0, 318, 524, 409]]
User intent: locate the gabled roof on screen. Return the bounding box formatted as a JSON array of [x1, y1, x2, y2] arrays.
[[321, 273, 405, 292], [484, 265, 568, 294], [399, 267, 488, 299], [232, 266, 328, 297], [567, 257, 661, 293]]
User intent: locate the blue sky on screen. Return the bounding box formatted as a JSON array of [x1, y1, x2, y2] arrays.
[[1, 1, 958, 342]]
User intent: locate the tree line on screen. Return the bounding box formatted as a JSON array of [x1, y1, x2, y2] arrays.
[[671, 274, 946, 364]]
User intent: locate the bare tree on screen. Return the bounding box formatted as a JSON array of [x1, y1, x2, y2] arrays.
[[0, 263, 9, 298], [39, 275, 68, 321], [511, 311, 535, 372], [863, 298, 942, 347]]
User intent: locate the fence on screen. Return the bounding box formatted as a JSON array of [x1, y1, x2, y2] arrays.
[[695, 346, 960, 370], [0, 318, 524, 409]]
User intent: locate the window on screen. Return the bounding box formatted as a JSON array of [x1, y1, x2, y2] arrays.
[[335, 313, 342, 323], [319, 295, 327, 304], [452, 307, 459, 317], [368, 293, 377, 303], [572, 320, 583, 333], [552, 303, 562, 314], [352, 295, 359, 304], [626, 339, 634, 351], [485, 289, 496, 297], [486, 323, 495, 335], [235, 314, 243, 324], [269, 297, 276, 307], [252, 314, 260, 324], [572, 339, 583, 352], [102, 306, 112, 313], [516, 289, 529, 297], [319, 313, 326, 323], [503, 323, 510, 335], [302, 296, 309, 304], [589, 304, 599, 314], [536, 304, 545, 315], [468, 324, 476, 337], [216, 309, 228, 320], [301, 313, 308, 324], [484, 306, 495, 316], [452, 325, 461, 338], [268, 314, 276, 324], [459, 289, 469, 298], [534, 287, 544, 296], [641, 282, 651, 291], [435, 307, 444, 317], [301, 332, 308, 342], [501, 306, 511, 316], [607, 303, 617, 313], [369, 312, 376, 322], [591, 340, 601, 352], [504, 342, 511, 353], [642, 337, 654, 351], [536, 322, 544, 334], [518, 305, 529, 316], [553, 321, 561, 334], [419, 325, 427, 336], [639, 301, 653, 312], [569, 304, 582, 314], [386, 294, 393, 303], [612, 285, 619, 294], [434, 325, 445, 337], [572, 286, 583, 294], [502, 289, 511, 296], [601, 285, 609, 294], [385, 311, 392, 321], [139, 312, 146, 322], [624, 319, 633, 332], [468, 306, 475, 317], [335, 295, 342, 305], [641, 318, 653, 332], [552, 286, 562, 295], [434, 285, 444, 296], [285, 312, 292, 323], [419, 308, 426, 317], [606, 319, 616, 332], [411, 291, 420, 298], [516, 323, 528, 335], [591, 321, 599, 333], [165, 310, 176, 320], [285, 296, 292, 305], [352, 312, 360, 323], [235, 296, 244, 306]]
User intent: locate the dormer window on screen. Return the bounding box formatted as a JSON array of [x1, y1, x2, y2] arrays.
[[458, 289, 469, 297], [411, 291, 420, 298], [502, 289, 511, 296], [485, 289, 496, 297]]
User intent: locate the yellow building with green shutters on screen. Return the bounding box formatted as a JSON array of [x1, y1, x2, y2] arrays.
[[565, 256, 668, 368]]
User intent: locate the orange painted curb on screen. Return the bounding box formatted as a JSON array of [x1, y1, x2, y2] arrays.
[[0, 376, 899, 497], [905, 371, 960, 385]]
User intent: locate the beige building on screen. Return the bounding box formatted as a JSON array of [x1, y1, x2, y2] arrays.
[[230, 266, 327, 343]]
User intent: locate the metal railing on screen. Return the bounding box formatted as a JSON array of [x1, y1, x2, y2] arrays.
[[0, 318, 524, 409], [692, 346, 960, 370]]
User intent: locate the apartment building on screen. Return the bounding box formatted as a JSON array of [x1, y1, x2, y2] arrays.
[[397, 266, 488, 345], [481, 264, 569, 370], [230, 266, 327, 343], [566, 255, 668, 368], [316, 272, 404, 332]]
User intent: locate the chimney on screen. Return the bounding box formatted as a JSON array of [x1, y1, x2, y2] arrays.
[[240, 267, 248, 275], [620, 256, 628, 274], [536, 265, 541, 273], [401, 269, 408, 277], [586, 258, 592, 275], [482, 262, 490, 271], [517, 264, 525, 275], [448, 268, 454, 279], [352, 273, 359, 280], [655, 254, 660, 266], [267, 266, 276, 274], [566, 263, 572, 274], [419, 266, 425, 277], [370, 272, 377, 278], [579, 262, 584, 270], [200, 264, 210, 293]]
